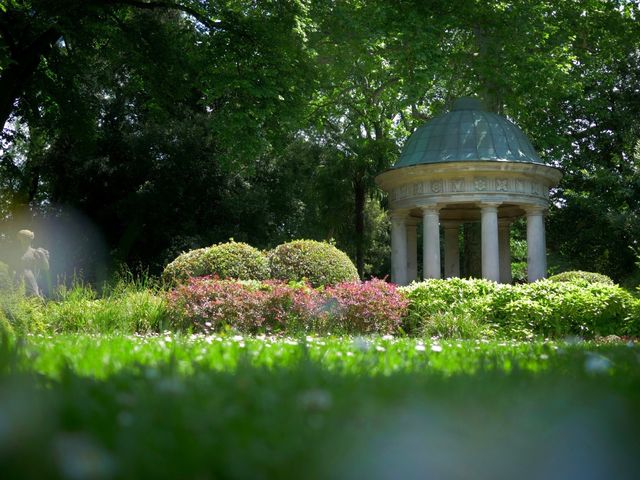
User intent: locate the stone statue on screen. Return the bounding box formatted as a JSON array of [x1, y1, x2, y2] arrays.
[[14, 229, 49, 297]]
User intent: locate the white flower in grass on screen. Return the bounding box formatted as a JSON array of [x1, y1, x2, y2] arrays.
[[382, 334, 394, 341], [232, 335, 243, 342], [585, 353, 612, 374], [376, 345, 386, 352], [353, 337, 371, 352], [415, 344, 426, 352], [431, 344, 442, 352]]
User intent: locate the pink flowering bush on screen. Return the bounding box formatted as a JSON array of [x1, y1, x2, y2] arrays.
[[167, 277, 408, 334], [324, 279, 408, 334], [167, 277, 327, 333]]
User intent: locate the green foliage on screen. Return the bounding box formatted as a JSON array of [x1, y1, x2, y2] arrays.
[[269, 240, 359, 287], [0, 261, 11, 291], [402, 278, 636, 340], [0, 308, 13, 338], [162, 241, 270, 286], [400, 278, 498, 335], [38, 281, 168, 334], [548, 270, 615, 286]]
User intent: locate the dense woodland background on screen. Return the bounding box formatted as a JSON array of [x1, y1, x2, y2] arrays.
[[0, 0, 639, 285]]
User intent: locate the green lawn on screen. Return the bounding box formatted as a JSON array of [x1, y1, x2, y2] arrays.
[[1, 334, 639, 479]]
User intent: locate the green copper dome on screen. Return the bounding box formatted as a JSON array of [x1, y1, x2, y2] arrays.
[[394, 97, 543, 168]]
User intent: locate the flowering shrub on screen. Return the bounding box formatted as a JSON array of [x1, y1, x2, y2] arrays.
[[324, 279, 408, 334], [162, 241, 269, 286], [269, 240, 359, 287], [167, 277, 407, 334], [167, 278, 327, 333]]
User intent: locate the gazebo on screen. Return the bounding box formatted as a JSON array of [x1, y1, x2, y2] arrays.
[[375, 97, 562, 285]]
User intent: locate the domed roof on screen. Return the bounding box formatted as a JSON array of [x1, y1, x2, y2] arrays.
[[394, 97, 543, 168]]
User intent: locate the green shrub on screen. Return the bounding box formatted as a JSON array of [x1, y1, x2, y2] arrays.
[[0, 261, 11, 292], [163, 241, 269, 286], [268, 240, 359, 287], [400, 278, 635, 339], [43, 282, 168, 334], [547, 270, 614, 286], [0, 308, 14, 338], [487, 280, 634, 338], [400, 278, 497, 335]]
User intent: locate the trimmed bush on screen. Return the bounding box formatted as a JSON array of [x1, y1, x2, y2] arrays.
[[167, 278, 326, 333], [498, 281, 634, 338], [324, 279, 408, 334], [400, 278, 497, 335], [547, 270, 614, 286], [401, 278, 635, 339], [163, 241, 269, 286], [269, 240, 359, 287]]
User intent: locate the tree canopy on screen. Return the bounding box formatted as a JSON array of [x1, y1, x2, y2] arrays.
[[1, 0, 639, 284]]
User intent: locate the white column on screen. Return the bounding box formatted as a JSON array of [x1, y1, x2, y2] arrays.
[[406, 220, 418, 283], [498, 220, 512, 284], [390, 212, 408, 285], [443, 223, 460, 278], [480, 203, 500, 282], [526, 206, 547, 282], [422, 206, 441, 279]]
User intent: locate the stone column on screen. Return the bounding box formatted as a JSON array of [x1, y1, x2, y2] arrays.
[[498, 220, 512, 284], [406, 219, 418, 283], [390, 212, 408, 285], [526, 206, 547, 282], [422, 206, 441, 279], [480, 203, 500, 282], [443, 223, 460, 278]]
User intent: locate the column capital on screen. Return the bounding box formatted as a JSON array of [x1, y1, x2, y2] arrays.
[[389, 210, 409, 223], [524, 205, 546, 216], [420, 205, 441, 215], [479, 201, 501, 213]]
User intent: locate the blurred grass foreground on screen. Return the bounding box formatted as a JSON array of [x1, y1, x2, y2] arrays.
[[0, 334, 639, 479]]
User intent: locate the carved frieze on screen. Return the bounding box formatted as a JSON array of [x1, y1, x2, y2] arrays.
[[474, 177, 488, 191], [451, 178, 465, 192], [496, 179, 509, 192]]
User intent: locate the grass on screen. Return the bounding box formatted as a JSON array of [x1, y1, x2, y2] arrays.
[[1, 333, 639, 479]]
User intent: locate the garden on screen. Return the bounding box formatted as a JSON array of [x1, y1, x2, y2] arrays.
[[3, 1, 640, 479], [1, 240, 639, 479]]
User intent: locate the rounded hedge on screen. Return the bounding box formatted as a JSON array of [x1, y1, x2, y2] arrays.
[[162, 241, 269, 286], [547, 270, 614, 286], [269, 240, 359, 287]]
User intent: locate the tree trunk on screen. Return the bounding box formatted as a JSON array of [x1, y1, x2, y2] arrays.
[[354, 174, 365, 278]]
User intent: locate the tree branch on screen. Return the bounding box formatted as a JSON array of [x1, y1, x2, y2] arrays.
[[96, 0, 223, 31]]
